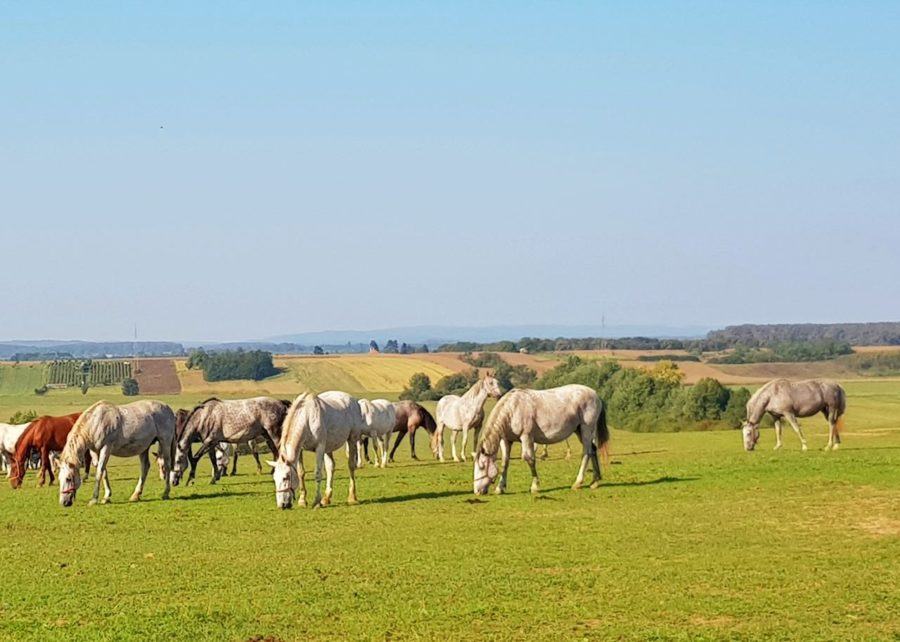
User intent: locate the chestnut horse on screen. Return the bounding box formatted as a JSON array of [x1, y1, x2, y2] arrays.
[[9, 413, 87, 488]]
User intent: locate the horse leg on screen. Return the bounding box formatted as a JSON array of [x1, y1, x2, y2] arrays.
[[252, 447, 263, 475], [346, 443, 359, 505], [88, 447, 111, 505], [450, 430, 460, 463], [521, 436, 540, 493], [496, 439, 511, 494], [539, 444, 549, 460], [380, 434, 390, 468], [312, 447, 326, 508], [297, 452, 307, 508], [322, 452, 335, 506], [130, 451, 150, 502], [773, 419, 784, 450], [389, 429, 406, 462], [785, 414, 808, 451], [572, 431, 592, 490], [39, 446, 52, 487], [565, 438, 572, 461], [460, 427, 470, 463], [207, 448, 221, 484]]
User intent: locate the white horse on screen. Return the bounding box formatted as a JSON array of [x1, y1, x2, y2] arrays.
[[0, 422, 31, 477], [433, 375, 503, 462], [355, 399, 397, 468], [742, 378, 847, 451], [473, 384, 610, 495], [270, 391, 366, 509], [57, 400, 175, 507]]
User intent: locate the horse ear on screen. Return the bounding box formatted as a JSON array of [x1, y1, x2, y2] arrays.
[[152, 451, 159, 458], [266, 460, 278, 469]]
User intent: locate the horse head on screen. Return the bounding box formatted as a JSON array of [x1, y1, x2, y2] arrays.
[[268, 457, 299, 509], [482, 374, 503, 399], [58, 461, 82, 507], [741, 422, 760, 451], [473, 447, 499, 495]]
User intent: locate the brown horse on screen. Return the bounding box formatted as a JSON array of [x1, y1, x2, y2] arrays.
[[388, 401, 438, 461], [9, 413, 87, 488]]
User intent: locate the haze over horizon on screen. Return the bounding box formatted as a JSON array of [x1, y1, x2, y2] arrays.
[[3, 3, 898, 342]]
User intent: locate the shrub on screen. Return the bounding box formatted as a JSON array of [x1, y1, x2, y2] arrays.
[[8, 410, 38, 424], [121, 378, 140, 396]]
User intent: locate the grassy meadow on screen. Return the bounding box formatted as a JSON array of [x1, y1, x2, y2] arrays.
[[0, 363, 897, 640]]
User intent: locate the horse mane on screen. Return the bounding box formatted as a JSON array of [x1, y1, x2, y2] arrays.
[[417, 404, 437, 433], [280, 393, 317, 455], [61, 401, 107, 466], [180, 398, 220, 437], [477, 392, 514, 456]]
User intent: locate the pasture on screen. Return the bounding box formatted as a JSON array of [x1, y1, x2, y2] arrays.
[[0, 375, 897, 640]]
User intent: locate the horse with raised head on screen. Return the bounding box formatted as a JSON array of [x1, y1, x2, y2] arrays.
[[742, 379, 846, 452], [270, 391, 366, 509], [473, 384, 610, 495], [433, 375, 503, 462], [1, 422, 32, 477], [170, 397, 288, 486], [57, 400, 175, 506], [9, 413, 83, 489]]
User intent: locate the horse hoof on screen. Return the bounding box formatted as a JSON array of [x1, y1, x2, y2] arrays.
[[832, 443, 840, 451], [801, 444, 808, 451], [347, 497, 359, 506], [589, 480, 602, 490], [494, 487, 505, 495], [100, 498, 110, 505], [530, 486, 540, 495], [129, 494, 141, 502], [571, 483, 583, 491], [88, 499, 98, 506], [774, 444, 782, 450]]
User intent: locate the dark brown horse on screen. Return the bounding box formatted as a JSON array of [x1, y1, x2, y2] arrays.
[[388, 401, 437, 461], [9, 413, 87, 488]]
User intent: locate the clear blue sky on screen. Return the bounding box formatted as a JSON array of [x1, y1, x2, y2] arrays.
[[2, 2, 898, 341]]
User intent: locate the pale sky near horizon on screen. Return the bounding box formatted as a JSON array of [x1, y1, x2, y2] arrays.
[[2, 2, 899, 342]]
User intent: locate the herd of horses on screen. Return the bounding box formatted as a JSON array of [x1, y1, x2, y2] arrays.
[[0, 375, 847, 509]]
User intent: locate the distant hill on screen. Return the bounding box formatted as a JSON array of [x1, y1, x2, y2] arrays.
[[268, 324, 710, 346], [707, 323, 900, 346], [0, 341, 184, 359]]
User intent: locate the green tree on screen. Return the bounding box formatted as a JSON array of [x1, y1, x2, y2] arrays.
[[121, 378, 140, 396], [400, 372, 433, 401]]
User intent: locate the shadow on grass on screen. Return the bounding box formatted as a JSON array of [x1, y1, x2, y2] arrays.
[[537, 475, 699, 493], [602, 475, 698, 488], [172, 489, 260, 501], [365, 489, 472, 505]]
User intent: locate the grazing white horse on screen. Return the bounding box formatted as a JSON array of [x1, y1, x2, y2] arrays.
[[742, 378, 847, 451], [0, 422, 31, 477], [356, 399, 397, 468], [270, 391, 366, 509], [214, 442, 234, 478], [57, 400, 175, 507], [433, 375, 503, 462], [473, 384, 610, 495]]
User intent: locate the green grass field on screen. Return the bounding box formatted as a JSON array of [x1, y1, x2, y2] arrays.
[[0, 377, 897, 640]]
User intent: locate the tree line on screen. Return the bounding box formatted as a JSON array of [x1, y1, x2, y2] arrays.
[[186, 349, 279, 382], [400, 355, 751, 432]]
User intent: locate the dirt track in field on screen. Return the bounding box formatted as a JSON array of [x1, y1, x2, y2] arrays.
[[133, 358, 181, 394]]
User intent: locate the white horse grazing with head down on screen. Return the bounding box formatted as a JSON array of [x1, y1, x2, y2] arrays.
[[742, 378, 846, 452], [0, 422, 31, 477], [57, 400, 175, 507], [355, 399, 397, 468], [473, 384, 610, 495], [270, 391, 366, 509], [433, 375, 503, 462]]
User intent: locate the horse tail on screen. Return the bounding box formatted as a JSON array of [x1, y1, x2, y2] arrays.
[[835, 415, 845, 435], [596, 402, 611, 466]]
